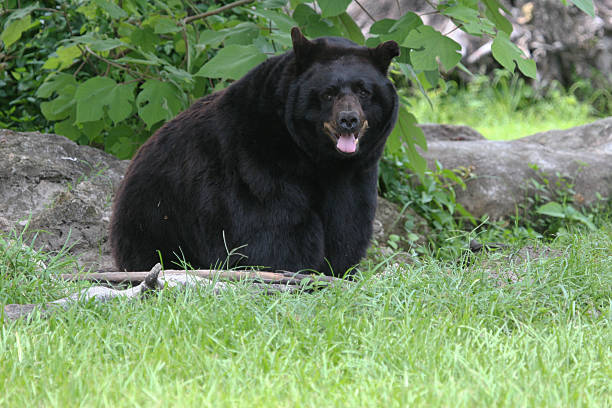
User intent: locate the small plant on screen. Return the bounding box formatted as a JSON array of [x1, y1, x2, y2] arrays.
[[379, 157, 476, 257], [515, 163, 603, 235]]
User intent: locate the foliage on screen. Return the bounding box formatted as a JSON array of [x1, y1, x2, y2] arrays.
[[515, 163, 610, 236], [0, 0, 575, 163], [379, 156, 477, 256]]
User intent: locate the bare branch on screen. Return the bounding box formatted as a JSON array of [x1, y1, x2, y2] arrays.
[[354, 0, 376, 23], [83, 46, 156, 80], [60, 268, 342, 286], [182, 0, 256, 25], [4, 265, 348, 321]]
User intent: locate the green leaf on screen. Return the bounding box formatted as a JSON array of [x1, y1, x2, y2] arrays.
[[0, 15, 32, 49], [329, 12, 364, 45], [564, 206, 596, 230], [568, 0, 595, 16], [402, 26, 462, 71], [293, 5, 341, 38], [74, 77, 118, 123], [130, 26, 158, 53], [536, 202, 566, 218], [73, 78, 136, 124], [387, 107, 428, 176], [41, 94, 75, 121], [440, 4, 480, 22], [317, 0, 352, 18], [94, 0, 128, 19], [2, 2, 39, 22], [77, 2, 98, 20], [389, 12, 423, 34], [38, 74, 77, 122], [107, 124, 140, 159], [153, 17, 182, 34], [162, 65, 194, 86], [81, 119, 106, 142], [247, 9, 296, 32], [397, 63, 432, 108], [369, 19, 397, 35], [368, 13, 423, 47], [55, 118, 81, 141], [42, 45, 82, 71], [36, 73, 77, 98], [88, 38, 128, 52], [491, 32, 537, 78], [222, 23, 261, 46], [260, 0, 288, 8], [482, 0, 512, 35], [107, 83, 137, 123], [440, 4, 495, 36], [195, 45, 267, 80], [136, 80, 184, 129]]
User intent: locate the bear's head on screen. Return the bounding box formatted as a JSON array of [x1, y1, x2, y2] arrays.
[[285, 27, 399, 162]]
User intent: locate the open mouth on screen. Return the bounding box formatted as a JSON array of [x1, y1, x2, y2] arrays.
[[324, 120, 369, 155]]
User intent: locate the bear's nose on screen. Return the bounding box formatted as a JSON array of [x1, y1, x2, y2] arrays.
[[338, 111, 360, 132]]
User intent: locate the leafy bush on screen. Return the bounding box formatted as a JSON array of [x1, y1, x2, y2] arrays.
[[1, 0, 548, 163]]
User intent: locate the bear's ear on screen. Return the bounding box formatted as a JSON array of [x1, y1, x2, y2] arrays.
[[291, 27, 315, 71], [369, 40, 400, 74]]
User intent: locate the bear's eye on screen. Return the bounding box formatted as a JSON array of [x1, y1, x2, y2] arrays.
[[358, 88, 370, 98], [322, 92, 333, 102]]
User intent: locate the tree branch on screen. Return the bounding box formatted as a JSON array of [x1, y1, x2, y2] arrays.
[[3, 265, 347, 321], [60, 268, 342, 286], [182, 0, 256, 25], [354, 0, 376, 23], [83, 46, 156, 80]]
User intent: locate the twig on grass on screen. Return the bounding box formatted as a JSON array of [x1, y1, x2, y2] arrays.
[[60, 268, 340, 285], [3, 264, 346, 322]]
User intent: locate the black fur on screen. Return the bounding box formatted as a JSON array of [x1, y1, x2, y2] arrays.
[[110, 29, 399, 276]]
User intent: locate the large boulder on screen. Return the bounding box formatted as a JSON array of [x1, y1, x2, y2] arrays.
[[0, 129, 128, 270], [419, 118, 612, 221]]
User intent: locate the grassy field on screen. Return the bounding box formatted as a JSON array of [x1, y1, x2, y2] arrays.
[[1, 222, 610, 407], [405, 74, 602, 140]]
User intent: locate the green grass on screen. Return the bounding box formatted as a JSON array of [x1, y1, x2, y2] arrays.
[[1, 223, 611, 407], [404, 74, 601, 140]]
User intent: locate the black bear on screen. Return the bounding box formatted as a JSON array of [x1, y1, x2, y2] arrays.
[[110, 28, 399, 276]]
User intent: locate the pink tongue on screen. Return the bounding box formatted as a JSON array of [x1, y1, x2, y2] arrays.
[[336, 134, 357, 153]]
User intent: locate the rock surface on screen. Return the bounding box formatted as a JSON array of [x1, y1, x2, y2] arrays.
[[0, 129, 129, 270], [419, 118, 612, 221]]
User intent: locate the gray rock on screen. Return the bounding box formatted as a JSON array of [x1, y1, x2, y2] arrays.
[[418, 124, 486, 142], [0, 129, 129, 270], [420, 117, 612, 221]]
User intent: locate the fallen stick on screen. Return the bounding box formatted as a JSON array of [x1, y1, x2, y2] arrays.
[[3, 264, 346, 322], [59, 268, 340, 286]]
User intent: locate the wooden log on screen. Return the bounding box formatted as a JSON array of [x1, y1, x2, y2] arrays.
[[4, 265, 347, 322], [60, 269, 341, 286]]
